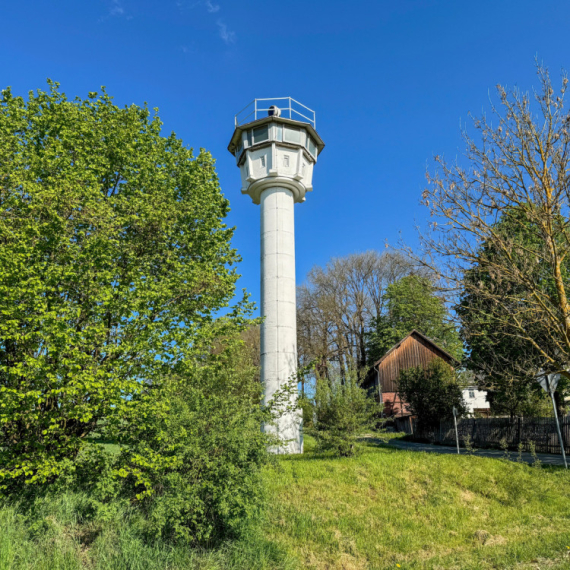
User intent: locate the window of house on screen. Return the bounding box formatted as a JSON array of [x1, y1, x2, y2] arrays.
[[260, 155, 265, 167], [468, 390, 475, 399], [283, 155, 290, 167]]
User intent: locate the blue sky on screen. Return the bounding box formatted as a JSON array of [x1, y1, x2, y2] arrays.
[[2, 0, 569, 312]]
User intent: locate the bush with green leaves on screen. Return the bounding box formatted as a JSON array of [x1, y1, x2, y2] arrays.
[[301, 374, 379, 457], [397, 358, 466, 432], [0, 81, 248, 490], [65, 333, 273, 545]]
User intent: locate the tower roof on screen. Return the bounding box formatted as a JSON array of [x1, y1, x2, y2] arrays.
[[228, 115, 325, 156]]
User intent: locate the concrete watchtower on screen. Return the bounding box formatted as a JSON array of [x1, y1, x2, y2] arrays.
[[228, 98, 325, 454]]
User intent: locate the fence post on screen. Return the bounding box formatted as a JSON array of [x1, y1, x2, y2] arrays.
[[548, 385, 568, 468], [453, 407, 460, 454]]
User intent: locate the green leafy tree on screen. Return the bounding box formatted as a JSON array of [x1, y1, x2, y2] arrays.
[[458, 207, 570, 417], [0, 82, 246, 489], [301, 371, 379, 457], [367, 275, 462, 364], [397, 359, 466, 432]]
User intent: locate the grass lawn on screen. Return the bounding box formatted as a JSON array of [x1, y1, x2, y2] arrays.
[[264, 438, 570, 569], [1, 438, 569, 569]]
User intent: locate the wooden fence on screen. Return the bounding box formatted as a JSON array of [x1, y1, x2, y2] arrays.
[[400, 416, 570, 455]]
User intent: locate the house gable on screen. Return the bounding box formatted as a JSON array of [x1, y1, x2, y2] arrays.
[[369, 330, 457, 393]]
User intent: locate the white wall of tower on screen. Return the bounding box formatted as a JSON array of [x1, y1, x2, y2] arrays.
[[260, 187, 302, 453]]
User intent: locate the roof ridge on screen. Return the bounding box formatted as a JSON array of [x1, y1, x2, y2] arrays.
[[373, 329, 459, 367]]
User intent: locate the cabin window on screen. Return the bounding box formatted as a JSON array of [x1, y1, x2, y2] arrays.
[[306, 136, 317, 157], [253, 125, 269, 144], [284, 126, 301, 144]]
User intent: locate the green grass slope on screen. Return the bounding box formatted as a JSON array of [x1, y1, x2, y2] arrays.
[[265, 439, 570, 569], [1, 439, 569, 569]]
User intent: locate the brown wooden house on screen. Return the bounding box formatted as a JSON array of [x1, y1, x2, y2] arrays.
[[363, 330, 458, 418]]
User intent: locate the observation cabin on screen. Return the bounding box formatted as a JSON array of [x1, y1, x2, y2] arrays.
[[228, 98, 325, 205]]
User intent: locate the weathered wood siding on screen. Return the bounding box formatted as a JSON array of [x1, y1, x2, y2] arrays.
[[378, 332, 452, 392], [379, 391, 410, 417]]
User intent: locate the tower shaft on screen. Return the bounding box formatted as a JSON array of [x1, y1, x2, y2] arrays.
[[260, 186, 301, 453]]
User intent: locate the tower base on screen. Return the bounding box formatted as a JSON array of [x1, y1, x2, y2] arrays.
[[264, 408, 303, 454]]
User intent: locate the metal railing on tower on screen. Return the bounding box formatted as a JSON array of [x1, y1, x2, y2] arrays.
[[234, 97, 316, 129]]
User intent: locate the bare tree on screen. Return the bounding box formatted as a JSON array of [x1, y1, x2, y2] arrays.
[[297, 250, 415, 380], [416, 63, 570, 384]]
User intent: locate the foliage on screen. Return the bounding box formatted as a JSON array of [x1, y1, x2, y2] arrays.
[[397, 359, 466, 431], [301, 373, 379, 457], [105, 335, 272, 545], [1, 443, 570, 569], [0, 81, 244, 489], [0, 490, 294, 570], [239, 325, 261, 383], [367, 274, 463, 364], [18, 333, 275, 548], [297, 250, 415, 380], [458, 207, 570, 417], [414, 63, 570, 389]]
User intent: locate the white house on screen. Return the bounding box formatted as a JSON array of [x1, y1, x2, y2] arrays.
[[462, 387, 490, 416]]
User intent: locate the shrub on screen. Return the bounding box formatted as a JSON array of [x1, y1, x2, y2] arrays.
[[302, 373, 379, 457], [73, 335, 274, 545], [397, 358, 466, 432]]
